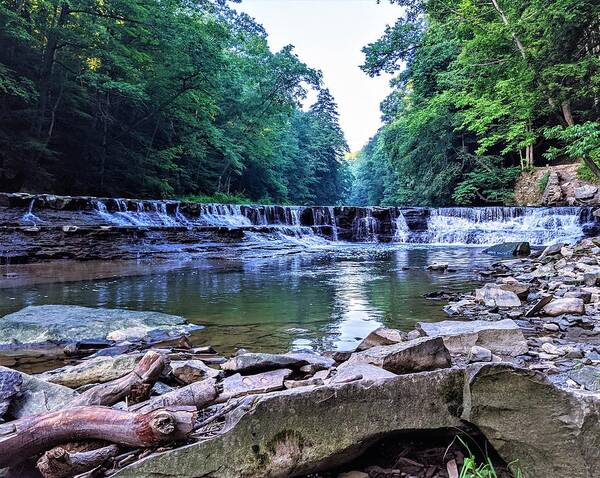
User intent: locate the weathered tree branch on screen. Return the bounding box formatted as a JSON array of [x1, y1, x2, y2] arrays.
[[37, 444, 119, 478]]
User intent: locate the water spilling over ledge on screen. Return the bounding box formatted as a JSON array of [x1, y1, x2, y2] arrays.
[[1, 193, 598, 263]]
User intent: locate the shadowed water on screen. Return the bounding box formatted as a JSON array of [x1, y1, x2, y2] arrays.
[[0, 244, 494, 355]]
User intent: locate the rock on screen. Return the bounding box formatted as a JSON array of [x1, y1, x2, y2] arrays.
[[427, 262, 448, 272], [498, 282, 530, 300], [468, 346, 492, 363], [113, 368, 464, 478], [0, 305, 199, 346], [475, 284, 521, 307], [0, 369, 22, 417], [575, 185, 598, 200], [540, 342, 566, 356], [463, 363, 600, 478], [284, 377, 324, 389], [541, 171, 562, 204], [171, 360, 220, 384], [37, 354, 143, 388], [356, 327, 405, 351], [338, 473, 369, 478], [541, 243, 564, 257], [542, 298, 585, 316], [482, 242, 531, 257], [524, 295, 554, 317], [0, 366, 78, 419], [221, 351, 334, 374], [584, 273, 600, 286], [331, 362, 396, 384], [543, 323, 560, 332], [152, 381, 175, 395], [417, 319, 528, 357], [568, 366, 600, 392], [346, 337, 451, 374], [220, 369, 293, 400]]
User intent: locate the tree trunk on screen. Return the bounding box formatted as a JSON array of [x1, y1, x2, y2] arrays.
[[129, 378, 219, 413], [0, 406, 196, 467], [37, 444, 119, 478]]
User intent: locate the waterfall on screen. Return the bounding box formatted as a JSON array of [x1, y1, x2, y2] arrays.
[[199, 204, 252, 227], [20, 199, 42, 225], [353, 208, 379, 242], [419, 206, 588, 245], [328, 207, 339, 241], [393, 210, 410, 242]]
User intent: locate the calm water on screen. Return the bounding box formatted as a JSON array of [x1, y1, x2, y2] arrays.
[[0, 245, 494, 354]]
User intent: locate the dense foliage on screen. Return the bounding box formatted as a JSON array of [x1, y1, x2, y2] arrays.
[[0, 0, 348, 204], [349, 0, 600, 206]]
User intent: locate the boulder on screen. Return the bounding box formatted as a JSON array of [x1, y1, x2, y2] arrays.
[[113, 368, 464, 478], [541, 243, 564, 257], [542, 298, 585, 317], [37, 353, 143, 388], [468, 346, 492, 363], [346, 337, 451, 374], [356, 327, 405, 351], [482, 242, 530, 257], [0, 305, 199, 347], [220, 369, 293, 400], [575, 185, 598, 200], [0, 369, 22, 417], [475, 284, 521, 307], [331, 362, 396, 384], [498, 282, 530, 300], [0, 366, 78, 419], [171, 360, 220, 385], [568, 366, 600, 392], [416, 319, 528, 357], [463, 363, 600, 478], [221, 351, 334, 374]]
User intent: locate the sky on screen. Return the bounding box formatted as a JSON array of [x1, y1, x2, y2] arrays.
[[235, 0, 401, 152]]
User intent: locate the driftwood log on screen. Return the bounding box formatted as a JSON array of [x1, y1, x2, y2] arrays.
[[130, 378, 219, 413], [37, 444, 119, 478], [0, 406, 196, 467], [69, 350, 166, 407]]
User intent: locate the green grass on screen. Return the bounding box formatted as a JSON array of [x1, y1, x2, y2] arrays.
[[457, 436, 523, 478], [577, 158, 600, 184], [538, 170, 551, 193], [179, 192, 289, 205]]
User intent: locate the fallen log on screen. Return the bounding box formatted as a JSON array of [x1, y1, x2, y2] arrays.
[[0, 406, 195, 467], [69, 350, 166, 407], [130, 378, 219, 413], [37, 444, 119, 478]]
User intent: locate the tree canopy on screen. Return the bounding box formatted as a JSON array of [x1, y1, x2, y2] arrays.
[[349, 0, 600, 206], [0, 0, 349, 204]]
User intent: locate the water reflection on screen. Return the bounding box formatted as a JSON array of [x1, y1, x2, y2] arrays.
[[0, 245, 494, 354]]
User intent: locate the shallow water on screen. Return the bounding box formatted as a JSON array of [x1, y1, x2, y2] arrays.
[[0, 244, 495, 355]]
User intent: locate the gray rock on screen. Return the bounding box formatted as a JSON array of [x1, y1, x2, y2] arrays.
[[543, 298, 585, 316], [220, 369, 293, 400], [331, 362, 396, 384], [541, 243, 565, 257], [482, 242, 530, 256], [575, 185, 598, 200], [468, 346, 492, 363], [37, 354, 143, 388], [498, 282, 530, 300], [284, 377, 324, 389], [584, 273, 600, 287], [0, 366, 78, 419], [171, 360, 220, 385], [568, 366, 600, 392], [113, 368, 464, 478], [346, 337, 451, 374], [356, 327, 405, 351], [541, 171, 563, 204], [427, 262, 448, 271], [0, 370, 22, 417], [221, 351, 334, 374], [463, 363, 600, 478], [0, 305, 199, 346], [475, 284, 521, 307], [417, 319, 528, 356]]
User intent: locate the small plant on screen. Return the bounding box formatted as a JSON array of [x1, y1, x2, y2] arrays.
[[538, 170, 550, 193], [456, 436, 523, 478]]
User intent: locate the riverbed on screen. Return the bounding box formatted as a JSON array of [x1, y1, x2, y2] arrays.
[[0, 244, 494, 355]]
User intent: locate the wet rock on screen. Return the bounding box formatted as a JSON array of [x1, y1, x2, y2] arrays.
[[220, 369, 293, 400], [346, 337, 451, 374], [37, 353, 143, 388], [356, 327, 406, 351], [417, 319, 528, 357], [113, 368, 464, 478], [442, 299, 475, 316], [0, 369, 22, 417], [221, 351, 334, 374], [542, 298, 585, 317], [171, 360, 220, 385], [468, 346, 492, 363], [475, 284, 521, 307], [0, 305, 199, 347], [463, 363, 600, 478], [568, 366, 600, 392], [427, 262, 448, 272], [0, 366, 78, 419], [482, 242, 530, 256]]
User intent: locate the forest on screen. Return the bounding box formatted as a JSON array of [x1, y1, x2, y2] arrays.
[[0, 0, 349, 204], [349, 0, 600, 206]]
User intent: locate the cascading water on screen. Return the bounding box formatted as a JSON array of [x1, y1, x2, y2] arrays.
[[199, 204, 252, 227], [20, 199, 42, 225], [393, 211, 410, 242], [417, 206, 589, 246], [353, 208, 379, 242]]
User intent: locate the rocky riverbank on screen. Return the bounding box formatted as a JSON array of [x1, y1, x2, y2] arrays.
[[2, 237, 600, 477]]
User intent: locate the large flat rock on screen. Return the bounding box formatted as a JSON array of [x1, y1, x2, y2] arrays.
[[113, 368, 464, 478], [0, 305, 199, 346], [417, 319, 528, 356]]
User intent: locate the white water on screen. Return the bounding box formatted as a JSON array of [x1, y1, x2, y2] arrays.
[[198, 204, 252, 227], [20, 199, 42, 225]]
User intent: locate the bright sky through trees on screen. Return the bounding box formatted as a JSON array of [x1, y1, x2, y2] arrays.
[[236, 0, 400, 151]]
